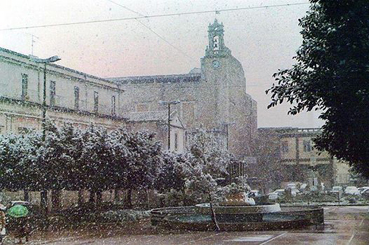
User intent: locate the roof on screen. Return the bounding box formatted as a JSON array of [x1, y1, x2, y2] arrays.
[[108, 72, 201, 85], [128, 111, 170, 122], [258, 127, 322, 137], [128, 110, 185, 129], [0, 46, 120, 88]]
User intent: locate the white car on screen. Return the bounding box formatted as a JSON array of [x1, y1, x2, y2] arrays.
[[268, 189, 285, 200], [286, 183, 297, 189], [331, 186, 343, 193], [358, 186, 369, 194], [268, 192, 279, 200], [344, 186, 361, 195], [274, 189, 286, 196]]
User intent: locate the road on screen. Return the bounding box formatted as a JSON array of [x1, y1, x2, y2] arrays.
[[5, 206, 369, 245]]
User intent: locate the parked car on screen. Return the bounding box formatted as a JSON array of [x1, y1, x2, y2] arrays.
[[285, 184, 300, 197], [361, 189, 369, 199], [358, 186, 369, 194], [268, 189, 285, 200], [344, 186, 361, 195], [274, 189, 285, 196], [299, 183, 308, 192], [331, 186, 343, 193], [250, 190, 261, 197], [268, 192, 279, 200]]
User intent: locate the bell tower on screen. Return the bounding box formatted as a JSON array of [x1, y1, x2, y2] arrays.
[[205, 19, 231, 58]]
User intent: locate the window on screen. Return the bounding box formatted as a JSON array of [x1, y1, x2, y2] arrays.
[[281, 141, 289, 153], [21, 74, 28, 100], [174, 132, 178, 151], [111, 95, 116, 116], [74, 86, 79, 110], [50, 81, 56, 106], [303, 140, 312, 152], [94, 91, 99, 113], [213, 36, 219, 50]]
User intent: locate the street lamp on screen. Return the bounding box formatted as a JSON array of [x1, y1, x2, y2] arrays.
[[30, 55, 61, 214], [159, 100, 180, 151], [30, 55, 61, 140]]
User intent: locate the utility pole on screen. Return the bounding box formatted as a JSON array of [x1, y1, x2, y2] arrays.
[[160, 100, 180, 151], [222, 122, 235, 150], [168, 103, 171, 150]]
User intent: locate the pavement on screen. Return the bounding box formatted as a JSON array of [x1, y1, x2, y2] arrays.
[[4, 206, 369, 245]]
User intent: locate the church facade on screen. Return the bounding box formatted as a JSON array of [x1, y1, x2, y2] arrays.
[[109, 20, 257, 158]]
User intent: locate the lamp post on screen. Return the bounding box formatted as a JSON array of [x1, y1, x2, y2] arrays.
[[30, 55, 61, 214], [160, 100, 180, 151], [30, 55, 61, 140]]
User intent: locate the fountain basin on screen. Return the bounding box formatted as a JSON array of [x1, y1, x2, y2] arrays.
[[151, 205, 324, 231], [195, 203, 281, 222]]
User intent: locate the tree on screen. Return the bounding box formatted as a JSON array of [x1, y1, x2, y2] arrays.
[[250, 131, 283, 192], [81, 125, 115, 205], [0, 132, 42, 195], [267, 0, 369, 178], [120, 130, 162, 208], [154, 152, 187, 193]]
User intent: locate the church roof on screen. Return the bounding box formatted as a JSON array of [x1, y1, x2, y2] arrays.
[[128, 110, 170, 122], [128, 110, 185, 129], [108, 72, 201, 85]]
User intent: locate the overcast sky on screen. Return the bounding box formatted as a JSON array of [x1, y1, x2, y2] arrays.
[[0, 0, 323, 128]]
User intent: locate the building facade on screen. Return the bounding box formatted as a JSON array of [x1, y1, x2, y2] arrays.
[[127, 110, 186, 153], [0, 47, 126, 133], [0, 20, 257, 157], [109, 19, 257, 158], [258, 127, 351, 188]]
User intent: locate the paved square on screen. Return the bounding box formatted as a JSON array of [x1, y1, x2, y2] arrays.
[[10, 206, 369, 245]]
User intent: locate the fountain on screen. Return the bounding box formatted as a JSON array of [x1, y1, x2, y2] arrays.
[[151, 185, 324, 231]]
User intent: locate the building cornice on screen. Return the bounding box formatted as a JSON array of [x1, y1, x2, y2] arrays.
[[0, 47, 124, 92], [0, 96, 128, 122]]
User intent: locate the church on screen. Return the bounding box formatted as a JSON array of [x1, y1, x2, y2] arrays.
[[0, 19, 257, 159], [109, 19, 257, 158]]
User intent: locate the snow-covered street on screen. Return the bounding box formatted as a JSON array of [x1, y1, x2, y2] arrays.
[[3, 206, 367, 245]]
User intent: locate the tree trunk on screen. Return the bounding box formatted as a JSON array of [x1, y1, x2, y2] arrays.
[[40, 190, 48, 214], [124, 189, 133, 208], [146, 189, 150, 209], [96, 191, 102, 207], [209, 193, 220, 232], [24, 190, 29, 202], [114, 188, 120, 203], [51, 189, 61, 211], [78, 189, 84, 206], [89, 190, 96, 203]]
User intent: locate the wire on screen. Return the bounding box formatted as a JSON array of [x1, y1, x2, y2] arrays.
[[106, 0, 197, 63], [0, 2, 310, 31]]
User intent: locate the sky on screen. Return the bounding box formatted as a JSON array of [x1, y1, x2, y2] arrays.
[[0, 0, 323, 128]]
